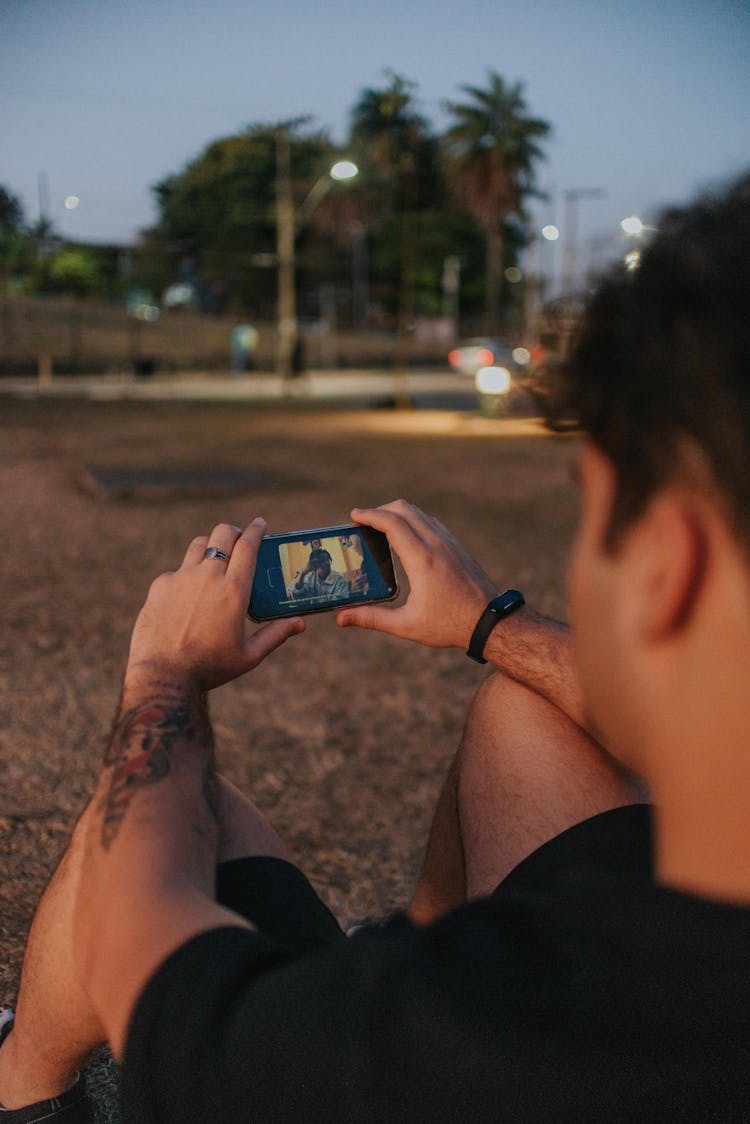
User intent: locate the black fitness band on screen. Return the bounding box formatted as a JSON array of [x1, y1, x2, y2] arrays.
[[466, 589, 525, 664]]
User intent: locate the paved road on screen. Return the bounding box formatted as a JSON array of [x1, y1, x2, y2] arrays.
[[0, 368, 481, 410]]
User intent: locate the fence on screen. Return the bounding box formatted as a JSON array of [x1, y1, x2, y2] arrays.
[[0, 296, 451, 376]]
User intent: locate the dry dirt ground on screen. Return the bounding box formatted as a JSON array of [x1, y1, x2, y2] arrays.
[[0, 395, 580, 1119]]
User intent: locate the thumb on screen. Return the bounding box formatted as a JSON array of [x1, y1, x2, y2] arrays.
[[247, 617, 306, 664], [337, 604, 406, 637]]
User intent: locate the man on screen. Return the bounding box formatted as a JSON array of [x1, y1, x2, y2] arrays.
[[287, 546, 350, 602], [2, 173, 750, 1121]]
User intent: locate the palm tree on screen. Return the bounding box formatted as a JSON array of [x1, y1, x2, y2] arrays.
[[443, 72, 550, 334], [349, 72, 428, 404], [349, 71, 426, 202]]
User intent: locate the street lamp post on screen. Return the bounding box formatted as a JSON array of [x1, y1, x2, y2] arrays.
[[275, 126, 298, 389], [562, 187, 605, 302], [275, 134, 358, 390]]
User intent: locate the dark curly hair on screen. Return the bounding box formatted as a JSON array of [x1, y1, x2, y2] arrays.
[[566, 171, 750, 548]]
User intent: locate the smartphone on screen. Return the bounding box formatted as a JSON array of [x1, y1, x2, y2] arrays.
[[248, 522, 398, 621]]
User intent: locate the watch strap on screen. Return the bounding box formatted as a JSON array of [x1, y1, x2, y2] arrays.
[[466, 589, 525, 664]]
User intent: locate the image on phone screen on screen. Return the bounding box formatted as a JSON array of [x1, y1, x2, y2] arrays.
[[248, 524, 398, 621]]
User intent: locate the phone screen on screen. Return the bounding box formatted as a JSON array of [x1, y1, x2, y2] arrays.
[[248, 523, 398, 621]]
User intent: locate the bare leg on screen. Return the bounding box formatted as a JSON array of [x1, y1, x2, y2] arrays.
[[0, 778, 292, 1110], [214, 774, 295, 865], [410, 673, 644, 923], [0, 807, 104, 1109]]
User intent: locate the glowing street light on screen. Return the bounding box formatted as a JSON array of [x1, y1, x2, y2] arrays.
[[64, 195, 80, 210], [296, 160, 359, 225], [330, 160, 358, 182], [542, 224, 560, 241], [621, 214, 645, 236]]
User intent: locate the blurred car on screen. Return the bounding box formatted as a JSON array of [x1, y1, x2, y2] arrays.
[[447, 337, 530, 377]]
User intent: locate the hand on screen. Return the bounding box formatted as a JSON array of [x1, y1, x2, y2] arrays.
[[337, 500, 497, 649], [126, 518, 305, 692], [295, 563, 312, 587]]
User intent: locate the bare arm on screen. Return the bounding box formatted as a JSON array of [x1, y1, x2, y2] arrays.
[[337, 500, 585, 729], [74, 519, 305, 1059]]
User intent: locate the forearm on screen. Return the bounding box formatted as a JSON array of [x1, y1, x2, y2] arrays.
[[75, 672, 249, 1058], [340, 503, 586, 730], [482, 607, 585, 730], [93, 671, 217, 856]]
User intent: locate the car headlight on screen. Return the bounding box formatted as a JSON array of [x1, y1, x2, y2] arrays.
[[475, 366, 511, 395]]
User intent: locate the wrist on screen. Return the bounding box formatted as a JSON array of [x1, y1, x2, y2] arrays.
[[466, 590, 526, 664], [122, 659, 202, 700]]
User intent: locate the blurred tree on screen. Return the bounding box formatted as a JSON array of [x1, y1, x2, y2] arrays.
[[349, 72, 434, 390], [0, 186, 27, 360], [135, 76, 552, 338], [42, 248, 104, 359], [0, 186, 31, 296], [0, 185, 24, 233], [143, 127, 336, 316], [443, 71, 550, 333], [47, 249, 103, 298], [349, 72, 430, 205]]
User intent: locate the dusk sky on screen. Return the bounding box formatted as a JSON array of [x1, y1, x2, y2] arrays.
[[2, 0, 749, 290]]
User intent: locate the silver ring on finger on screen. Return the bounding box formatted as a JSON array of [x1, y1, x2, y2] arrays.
[[203, 546, 230, 561]]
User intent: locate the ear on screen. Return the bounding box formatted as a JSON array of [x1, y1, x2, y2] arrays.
[[623, 491, 708, 643]]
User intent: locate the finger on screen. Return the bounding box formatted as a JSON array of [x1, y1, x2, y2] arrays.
[[337, 602, 411, 638], [226, 517, 267, 591], [182, 535, 210, 568], [384, 504, 459, 551], [246, 615, 305, 663], [202, 522, 243, 565], [355, 503, 467, 574], [350, 502, 433, 561], [356, 500, 453, 551], [425, 513, 461, 545]]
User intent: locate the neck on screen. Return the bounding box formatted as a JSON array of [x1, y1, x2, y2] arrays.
[[647, 693, 750, 906]]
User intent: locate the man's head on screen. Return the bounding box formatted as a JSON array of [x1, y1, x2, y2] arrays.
[[566, 172, 750, 772], [567, 171, 750, 551], [308, 548, 332, 579]]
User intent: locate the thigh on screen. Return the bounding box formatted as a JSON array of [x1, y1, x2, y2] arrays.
[[458, 674, 646, 899], [497, 803, 653, 893]]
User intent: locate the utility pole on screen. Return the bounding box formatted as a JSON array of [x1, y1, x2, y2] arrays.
[[274, 120, 356, 391], [275, 125, 297, 392], [562, 187, 605, 302]]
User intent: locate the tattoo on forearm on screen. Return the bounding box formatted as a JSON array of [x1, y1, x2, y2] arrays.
[[99, 689, 216, 851], [202, 765, 219, 822]]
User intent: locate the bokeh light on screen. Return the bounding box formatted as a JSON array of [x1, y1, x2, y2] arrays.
[[620, 215, 644, 236], [330, 160, 358, 181], [476, 365, 511, 395]]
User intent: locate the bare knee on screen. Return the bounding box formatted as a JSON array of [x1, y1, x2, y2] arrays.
[[457, 673, 643, 897], [460, 671, 637, 792], [214, 775, 294, 865]]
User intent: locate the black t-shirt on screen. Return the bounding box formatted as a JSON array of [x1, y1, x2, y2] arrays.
[[121, 869, 750, 1122]]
